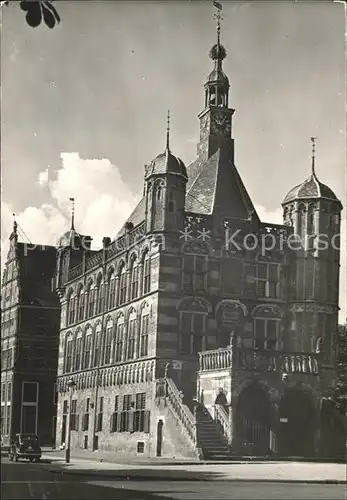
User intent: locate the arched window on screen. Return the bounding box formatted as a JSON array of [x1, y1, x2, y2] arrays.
[[130, 257, 138, 300], [107, 269, 116, 310], [95, 275, 105, 315], [252, 305, 282, 351], [74, 330, 83, 371], [82, 326, 93, 369], [127, 309, 137, 360], [77, 286, 84, 322], [87, 284, 96, 317], [64, 334, 74, 373], [297, 204, 306, 240], [118, 263, 127, 305], [66, 289, 75, 325], [142, 250, 151, 295], [114, 315, 124, 363], [307, 209, 314, 235], [104, 318, 113, 365], [139, 304, 150, 357], [156, 184, 162, 200], [179, 298, 210, 355], [93, 324, 102, 367]]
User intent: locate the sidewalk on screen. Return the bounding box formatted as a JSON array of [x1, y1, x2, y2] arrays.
[[41, 451, 347, 484]]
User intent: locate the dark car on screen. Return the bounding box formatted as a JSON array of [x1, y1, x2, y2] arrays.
[[9, 433, 42, 462]]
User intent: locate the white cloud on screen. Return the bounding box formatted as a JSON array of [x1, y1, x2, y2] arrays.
[[37, 168, 49, 187], [1, 152, 137, 270]]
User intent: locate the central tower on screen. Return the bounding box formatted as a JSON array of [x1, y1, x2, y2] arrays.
[[197, 7, 235, 160]]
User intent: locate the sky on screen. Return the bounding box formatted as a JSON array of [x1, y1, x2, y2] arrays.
[[1, 1, 346, 321]]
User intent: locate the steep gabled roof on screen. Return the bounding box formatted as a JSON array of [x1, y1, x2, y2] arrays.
[[185, 146, 258, 220]]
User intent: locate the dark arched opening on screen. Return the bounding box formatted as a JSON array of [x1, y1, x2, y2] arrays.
[[235, 385, 271, 456], [278, 389, 315, 457]]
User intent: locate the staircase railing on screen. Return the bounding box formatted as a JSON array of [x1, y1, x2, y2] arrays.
[[165, 378, 197, 445], [214, 404, 232, 444]]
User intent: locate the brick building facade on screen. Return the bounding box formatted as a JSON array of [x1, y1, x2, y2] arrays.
[[1, 223, 60, 446], [54, 19, 344, 459]]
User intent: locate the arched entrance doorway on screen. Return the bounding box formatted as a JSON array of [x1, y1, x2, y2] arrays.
[[235, 385, 271, 456], [278, 389, 315, 457]]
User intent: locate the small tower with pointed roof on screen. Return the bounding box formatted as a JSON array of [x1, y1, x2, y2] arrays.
[[55, 198, 91, 290], [197, 4, 235, 160], [144, 111, 188, 234], [282, 138, 343, 369]]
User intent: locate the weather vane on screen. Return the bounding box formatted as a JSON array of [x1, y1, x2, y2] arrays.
[[213, 0, 223, 45]]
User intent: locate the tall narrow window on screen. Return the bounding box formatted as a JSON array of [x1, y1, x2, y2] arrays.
[[74, 333, 83, 371], [118, 264, 127, 305], [77, 288, 85, 321], [96, 278, 105, 315], [66, 290, 73, 325], [68, 293, 76, 325], [108, 271, 116, 310], [65, 338, 73, 373], [130, 258, 139, 300], [127, 313, 137, 360], [104, 319, 113, 365], [87, 286, 96, 317], [142, 252, 151, 295], [96, 397, 103, 432], [168, 188, 176, 213], [93, 325, 102, 367], [140, 312, 149, 357], [83, 328, 92, 369], [114, 318, 124, 363]]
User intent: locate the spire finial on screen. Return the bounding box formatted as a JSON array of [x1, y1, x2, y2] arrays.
[[12, 213, 17, 235], [166, 110, 170, 151], [213, 1, 223, 47], [69, 197, 75, 230], [310, 137, 317, 176]]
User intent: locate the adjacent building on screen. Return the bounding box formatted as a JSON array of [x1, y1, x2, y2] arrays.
[[1, 222, 60, 446]]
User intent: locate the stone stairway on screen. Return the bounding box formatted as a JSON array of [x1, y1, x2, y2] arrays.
[[196, 405, 233, 460]]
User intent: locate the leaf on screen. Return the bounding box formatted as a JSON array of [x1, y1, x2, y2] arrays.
[[43, 1, 60, 23], [41, 2, 56, 29], [20, 1, 42, 28]]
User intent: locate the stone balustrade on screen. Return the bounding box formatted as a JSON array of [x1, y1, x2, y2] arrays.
[[165, 377, 196, 445], [198, 346, 319, 375], [198, 347, 233, 372]]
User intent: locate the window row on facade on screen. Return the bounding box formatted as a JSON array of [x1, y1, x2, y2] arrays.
[[66, 251, 151, 326], [60, 392, 150, 438], [183, 255, 282, 299], [63, 304, 150, 373]]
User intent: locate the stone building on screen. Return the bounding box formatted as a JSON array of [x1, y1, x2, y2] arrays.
[[1, 222, 60, 446], [54, 17, 344, 459]]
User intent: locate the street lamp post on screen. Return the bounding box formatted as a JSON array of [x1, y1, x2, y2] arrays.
[[65, 378, 76, 464]]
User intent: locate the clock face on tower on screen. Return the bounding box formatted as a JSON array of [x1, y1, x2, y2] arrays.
[[211, 112, 231, 137], [199, 113, 210, 141]]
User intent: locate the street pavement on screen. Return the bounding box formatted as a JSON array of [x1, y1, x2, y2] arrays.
[[40, 451, 346, 483], [1, 457, 346, 500]]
